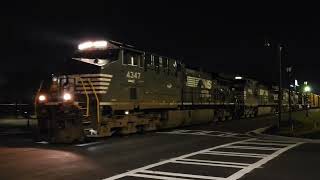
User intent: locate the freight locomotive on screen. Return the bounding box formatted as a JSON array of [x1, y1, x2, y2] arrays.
[[35, 40, 320, 143]]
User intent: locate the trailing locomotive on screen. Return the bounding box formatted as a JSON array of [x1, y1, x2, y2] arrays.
[[35, 40, 320, 143]]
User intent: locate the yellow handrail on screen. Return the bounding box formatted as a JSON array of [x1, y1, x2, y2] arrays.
[[88, 79, 100, 126], [79, 77, 90, 117], [34, 80, 44, 118]]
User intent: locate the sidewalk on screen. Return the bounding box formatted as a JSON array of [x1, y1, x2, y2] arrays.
[[248, 126, 320, 143]]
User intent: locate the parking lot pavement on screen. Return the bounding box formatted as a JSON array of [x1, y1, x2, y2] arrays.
[[1, 117, 318, 180]]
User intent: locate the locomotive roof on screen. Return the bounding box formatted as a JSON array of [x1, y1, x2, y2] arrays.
[[83, 39, 281, 89], [108, 40, 180, 61]]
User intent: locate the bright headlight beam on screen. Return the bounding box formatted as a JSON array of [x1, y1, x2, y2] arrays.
[[78, 41, 93, 50], [78, 40, 107, 50], [63, 93, 72, 101], [39, 95, 46, 101], [93, 41, 107, 48]]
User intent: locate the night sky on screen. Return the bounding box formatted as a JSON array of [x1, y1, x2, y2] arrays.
[[1, 1, 320, 102]]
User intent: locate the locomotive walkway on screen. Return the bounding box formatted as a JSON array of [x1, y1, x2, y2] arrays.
[[0, 116, 320, 180]]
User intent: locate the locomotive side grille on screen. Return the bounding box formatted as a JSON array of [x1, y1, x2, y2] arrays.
[[70, 74, 113, 94], [187, 76, 201, 88], [186, 76, 212, 89]]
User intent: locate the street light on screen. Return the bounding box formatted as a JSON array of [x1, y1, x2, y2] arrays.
[[286, 66, 293, 130], [304, 86, 311, 92], [264, 39, 285, 128], [303, 84, 311, 117]]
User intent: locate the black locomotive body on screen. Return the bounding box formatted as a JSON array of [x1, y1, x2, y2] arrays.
[[35, 40, 319, 143]]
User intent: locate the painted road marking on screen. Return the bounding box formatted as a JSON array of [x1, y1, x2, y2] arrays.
[[103, 138, 254, 180], [172, 159, 248, 168], [181, 158, 251, 166], [158, 129, 250, 138], [75, 141, 105, 147], [103, 138, 303, 180], [237, 142, 290, 146], [251, 139, 299, 144], [202, 151, 268, 158], [223, 145, 282, 151], [128, 173, 200, 180], [226, 142, 303, 180], [140, 170, 225, 180], [35, 141, 49, 144]]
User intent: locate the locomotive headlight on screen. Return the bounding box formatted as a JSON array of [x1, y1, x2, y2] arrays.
[[38, 95, 46, 102], [93, 41, 107, 48], [78, 41, 93, 50], [63, 93, 72, 101], [78, 40, 108, 50]]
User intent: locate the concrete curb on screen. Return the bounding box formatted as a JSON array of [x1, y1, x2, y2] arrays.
[[247, 125, 320, 143]]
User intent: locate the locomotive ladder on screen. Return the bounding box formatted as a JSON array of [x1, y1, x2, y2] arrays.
[[88, 79, 101, 127], [78, 77, 90, 117]]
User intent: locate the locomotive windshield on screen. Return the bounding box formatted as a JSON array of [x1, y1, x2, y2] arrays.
[[73, 40, 120, 64], [61, 40, 121, 74], [69, 48, 120, 68], [74, 48, 120, 62]]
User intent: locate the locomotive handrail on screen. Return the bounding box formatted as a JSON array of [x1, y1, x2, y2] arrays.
[[34, 80, 44, 117], [88, 79, 100, 126], [79, 77, 90, 117]]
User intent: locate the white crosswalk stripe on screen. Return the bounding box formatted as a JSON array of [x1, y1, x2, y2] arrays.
[[158, 129, 250, 138], [181, 158, 251, 166], [202, 151, 268, 158], [223, 145, 282, 151], [250, 139, 299, 144], [172, 159, 248, 168], [103, 138, 303, 180], [139, 170, 225, 180], [128, 173, 192, 180], [237, 142, 290, 146]]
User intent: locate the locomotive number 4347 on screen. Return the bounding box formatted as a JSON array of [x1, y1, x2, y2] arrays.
[[126, 71, 141, 79]]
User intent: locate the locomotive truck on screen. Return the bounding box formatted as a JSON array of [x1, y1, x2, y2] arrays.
[[35, 40, 319, 143]]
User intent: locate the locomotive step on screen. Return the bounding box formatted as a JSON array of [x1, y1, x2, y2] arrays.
[[82, 121, 91, 124]]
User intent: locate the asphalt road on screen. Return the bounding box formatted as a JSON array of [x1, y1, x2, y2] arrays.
[[0, 117, 319, 180]]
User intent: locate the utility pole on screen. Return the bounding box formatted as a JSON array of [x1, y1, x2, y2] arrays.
[[286, 66, 293, 131], [264, 40, 284, 128], [278, 44, 283, 128]]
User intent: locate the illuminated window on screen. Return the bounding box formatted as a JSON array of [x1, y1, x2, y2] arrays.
[[124, 50, 140, 66], [159, 57, 163, 67], [151, 55, 155, 66], [163, 58, 168, 68]]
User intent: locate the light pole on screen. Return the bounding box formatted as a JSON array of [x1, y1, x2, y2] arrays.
[[264, 40, 284, 128], [278, 44, 283, 128], [286, 66, 293, 131]]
